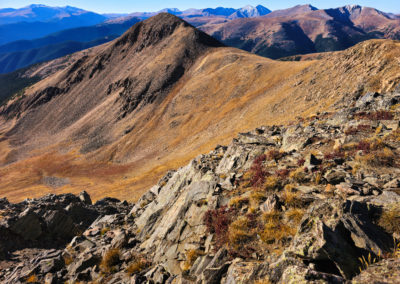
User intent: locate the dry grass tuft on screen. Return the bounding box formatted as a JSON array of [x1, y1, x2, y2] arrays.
[[264, 176, 279, 191], [26, 275, 38, 283], [228, 216, 254, 250], [289, 168, 307, 183], [182, 249, 204, 271], [126, 257, 149, 275], [281, 185, 302, 208], [100, 248, 121, 273], [229, 196, 250, 208]]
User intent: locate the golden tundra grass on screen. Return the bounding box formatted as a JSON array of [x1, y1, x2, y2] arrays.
[[1, 40, 400, 202]]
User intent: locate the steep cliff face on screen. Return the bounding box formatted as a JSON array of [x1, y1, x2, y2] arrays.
[[1, 91, 400, 283]]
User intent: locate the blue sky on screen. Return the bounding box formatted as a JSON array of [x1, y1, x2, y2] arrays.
[[1, 0, 399, 14]]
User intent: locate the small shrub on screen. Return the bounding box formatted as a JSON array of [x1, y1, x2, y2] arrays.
[[260, 214, 295, 245], [285, 208, 304, 225], [324, 150, 345, 160], [297, 158, 305, 166], [101, 249, 121, 273], [356, 111, 394, 120], [250, 154, 268, 186], [204, 206, 236, 248], [252, 154, 267, 167], [249, 191, 266, 209], [356, 140, 371, 153]]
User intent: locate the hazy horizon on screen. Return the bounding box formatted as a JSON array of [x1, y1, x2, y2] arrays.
[[0, 1, 398, 14]]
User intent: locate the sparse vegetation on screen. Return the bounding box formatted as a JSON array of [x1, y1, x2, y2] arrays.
[[183, 249, 204, 271], [100, 249, 121, 273], [357, 148, 396, 167], [26, 274, 38, 283], [126, 255, 150, 275], [100, 227, 110, 236]]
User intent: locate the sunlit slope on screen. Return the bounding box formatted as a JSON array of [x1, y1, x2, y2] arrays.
[[0, 13, 399, 202]]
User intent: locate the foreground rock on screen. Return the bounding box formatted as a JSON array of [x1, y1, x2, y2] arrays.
[[1, 91, 400, 283]]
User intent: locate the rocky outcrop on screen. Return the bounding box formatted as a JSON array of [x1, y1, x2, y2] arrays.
[[1, 91, 400, 283]]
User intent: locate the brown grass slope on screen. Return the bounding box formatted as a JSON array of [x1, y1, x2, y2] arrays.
[[0, 13, 400, 202]]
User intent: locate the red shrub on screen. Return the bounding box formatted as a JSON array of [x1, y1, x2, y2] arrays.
[[251, 154, 266, 167], [357, 124, 372, 132], [324, 150, 345, 160], [345, 127, 358, 135], [297, 158, 305, 166], [250, 154, 268, 186], [356, 140, 371, 153], [356, 111, 394, 120], [275, 169, 290, 179], [266, 150, 283, 161], [204, 206, 236, 248]]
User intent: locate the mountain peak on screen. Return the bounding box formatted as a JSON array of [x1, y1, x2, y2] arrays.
[[116, 13, 223, 49], [230, 4, 271, 19]]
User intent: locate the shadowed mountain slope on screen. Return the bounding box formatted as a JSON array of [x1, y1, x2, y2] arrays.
[[0, 13, 400, 202]]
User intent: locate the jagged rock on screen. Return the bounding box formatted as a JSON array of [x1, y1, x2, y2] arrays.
[[355, 92, 379, 108], [10, 208, 42, 241], [281, 126, 310, 152], [288, 199, 392, 279], [305, 154, 322, 170], [260, 194, 280, 213], [111, 229, 127, 249], [79, 191, 92, 205], [384, 179, 400, 189], [223, 260, 269, 283], [44, 210, 77, 239], [69, 254, 100, 275], [324, 169, 347, 185], [352, 258, 400, 283]]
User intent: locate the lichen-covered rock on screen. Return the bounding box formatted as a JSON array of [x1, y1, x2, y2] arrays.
[[352, 258, 400, 283]]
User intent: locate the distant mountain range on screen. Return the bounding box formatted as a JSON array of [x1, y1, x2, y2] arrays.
[[128, 5, 271, 19], [0, 5, 107, 45], [0, 17, 140, 73], [0, 4, 105, 25], [201, 5, 400, 58], [0, 4, 400, 74]]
